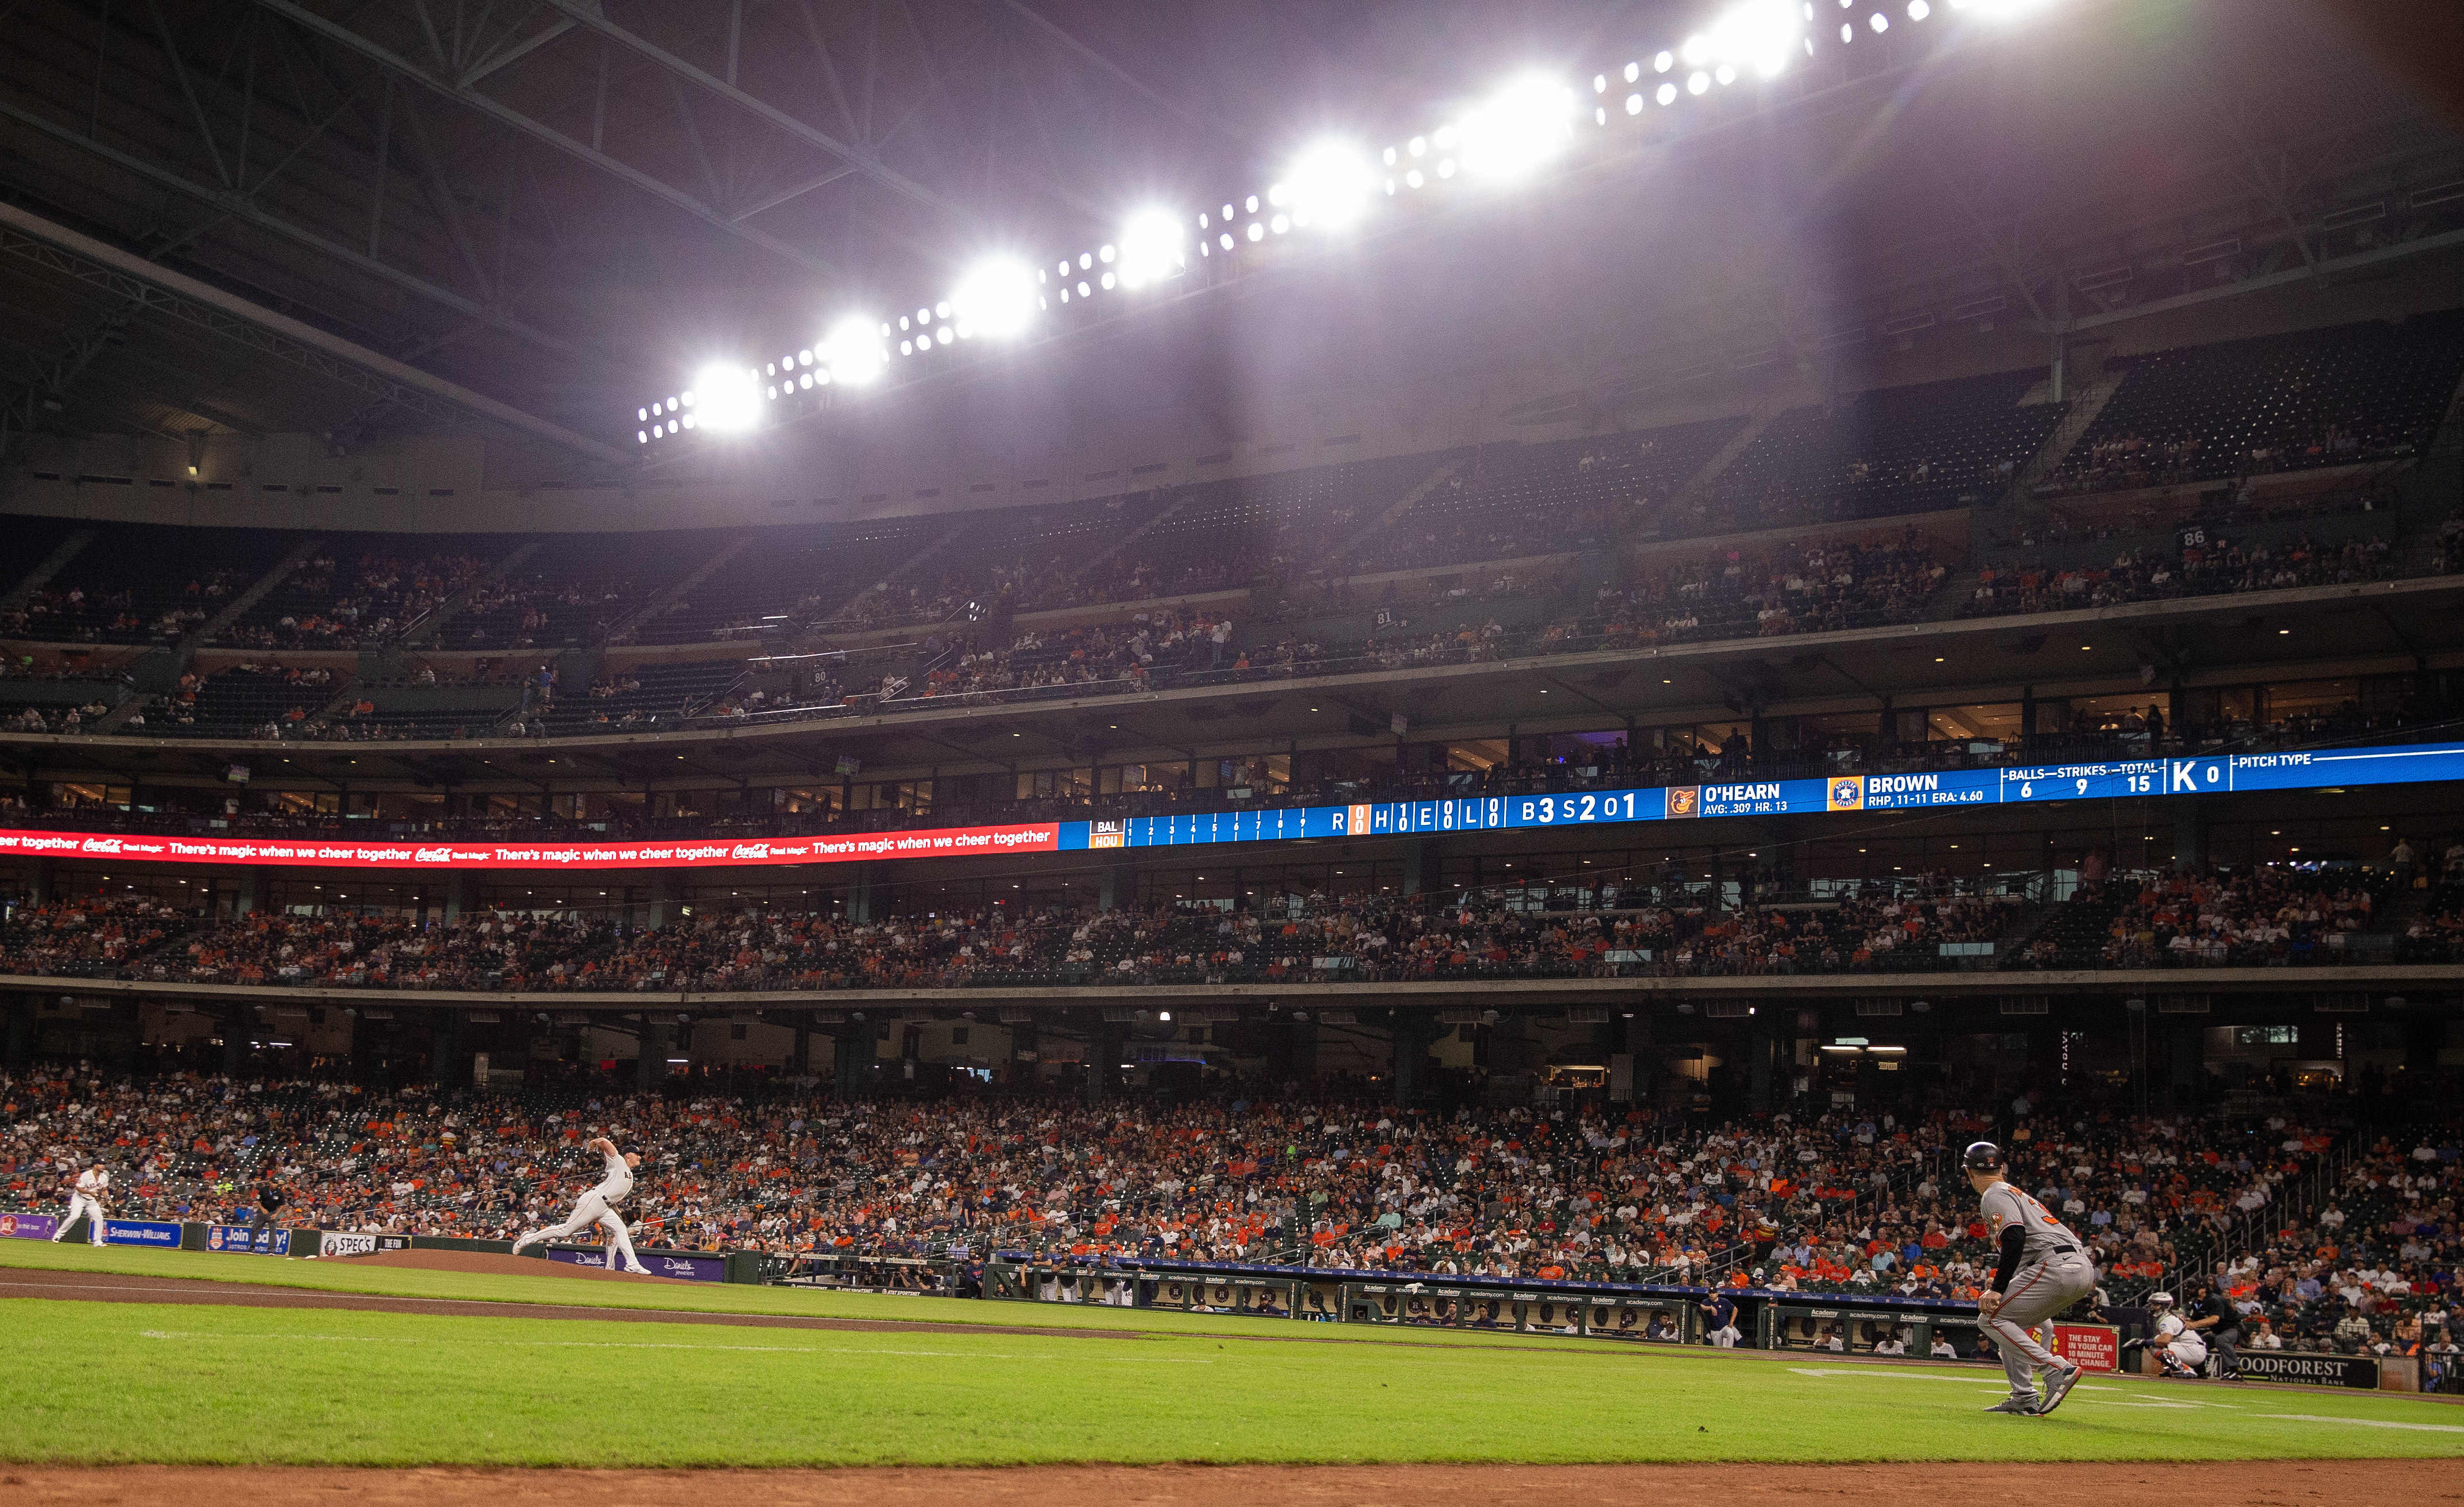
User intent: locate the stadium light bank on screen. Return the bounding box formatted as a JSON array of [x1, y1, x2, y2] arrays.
[[632, 0, 2061, 445]]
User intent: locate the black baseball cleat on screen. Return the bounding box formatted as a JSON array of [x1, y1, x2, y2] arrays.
[[1983, 1397, 2040, 1415], [2035, 1363, 2084, 1416]]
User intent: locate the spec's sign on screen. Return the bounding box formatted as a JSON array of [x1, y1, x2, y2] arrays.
[[102, 1219, 183, 1248], [2237, 1350, 2378, 1388], [317, 1231, 410, 1258], [0, 822, 1060, 872], [0, 1212, 60, 1240], [206, 1225, 290, 1255]]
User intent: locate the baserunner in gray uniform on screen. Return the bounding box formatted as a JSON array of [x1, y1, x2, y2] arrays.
[[1966, 1140, 2091, 1417]]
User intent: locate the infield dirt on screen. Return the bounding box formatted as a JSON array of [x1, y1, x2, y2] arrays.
[[0, 1460, 2450, 1506]]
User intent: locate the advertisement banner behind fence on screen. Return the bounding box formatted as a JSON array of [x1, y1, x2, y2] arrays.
[[547, 1245, 726, 1281], [316, 1231, 410, 1258], [2237, 1350, 2378, 1388], [2051, 1323, 2120, 1373], [0, 1212, 60, 1240], [206, 1225, 290, 1255], [102, 1219, 183, 1248]]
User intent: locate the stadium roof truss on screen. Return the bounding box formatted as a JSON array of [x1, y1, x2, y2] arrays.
[[0, 0, 2457, 463], [0, 0, 1231, 451]]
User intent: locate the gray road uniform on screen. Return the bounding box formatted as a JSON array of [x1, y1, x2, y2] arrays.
[[1978, 1180, 2095, 1405]]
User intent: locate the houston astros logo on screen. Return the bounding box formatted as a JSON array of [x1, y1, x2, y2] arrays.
[[1827, 775, 1866, 811]]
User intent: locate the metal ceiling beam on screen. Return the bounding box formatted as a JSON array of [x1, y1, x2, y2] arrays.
[[0, 200, 629, 464], [251, 0, 838, 276], [2051, 226, 2464, 335], [530, 0, 975, 225], [0, 93, 573, 358]]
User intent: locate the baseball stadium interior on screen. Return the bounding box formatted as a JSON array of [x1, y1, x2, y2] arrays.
[[3, 0, 2464, 1472]]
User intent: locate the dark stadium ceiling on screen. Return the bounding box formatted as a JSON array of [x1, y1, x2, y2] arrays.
[[0, 0, 2457, 472]]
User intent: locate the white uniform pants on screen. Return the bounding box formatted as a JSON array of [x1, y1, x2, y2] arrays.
[[54, 1194, 106, 1245], [2165, 1335, 2209, 1373], [530, 1191, 641, 1270], [1985, 1249, 2095, 1401]]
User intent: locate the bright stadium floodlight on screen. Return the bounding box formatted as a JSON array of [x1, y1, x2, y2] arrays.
[[1708, 0, 1801, 76], [1456, 75, 1576, 179], [691, 363, 763, 432], [1115, 207, 1185, 288], [1285, 140, 1376, 228], [950, 258, 1039, 338], [821, 317, 886, 385]]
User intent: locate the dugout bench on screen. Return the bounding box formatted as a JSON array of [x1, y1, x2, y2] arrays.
[[1757, 1299, 1977, 1358], [985, 1259, 1701, 1340]]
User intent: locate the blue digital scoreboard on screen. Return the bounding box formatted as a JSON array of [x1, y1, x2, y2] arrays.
[[1053, 741, 2464, 855]]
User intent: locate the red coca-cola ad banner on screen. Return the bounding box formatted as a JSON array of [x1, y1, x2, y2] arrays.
[[0, 824, 1060, 872]]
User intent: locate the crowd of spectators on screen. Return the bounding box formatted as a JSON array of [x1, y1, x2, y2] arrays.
[[1, 865, 2411, 995], [2, 1064, 1950, 1285], [1958, 530, 2395, 619], [1, 570, 246, 644], [2205, 1129, 2461, 1367], [2010, 867, 2391, 971], [214, 548, 487, 652], [9, 1059, 2421, 1361], [0, 894, 197, 979]]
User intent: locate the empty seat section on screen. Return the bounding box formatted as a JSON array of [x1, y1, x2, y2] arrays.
[[2044, 311, 2464, 495], [547, 658, 749, 731], [146, 663, 344, 737], [1125, 450, 1459, 595], [1702, 368, 2062, 533], [32, 524, 294, 644], [454, 532, 723, 649], [1343, 419, 1744, 573], [890, 490, 1182, 621], [638, 517, 953, 642]]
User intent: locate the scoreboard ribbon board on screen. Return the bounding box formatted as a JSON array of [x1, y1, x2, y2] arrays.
[[1055, 739, 2464, 853], [0, 740, 2456, 873]]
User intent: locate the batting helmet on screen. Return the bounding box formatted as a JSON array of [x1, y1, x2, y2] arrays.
[[1962, 1140, 2004, 1172]]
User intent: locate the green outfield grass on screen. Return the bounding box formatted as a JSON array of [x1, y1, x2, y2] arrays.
[[6, 1241, 2460, 1466], [2, 1291, 2461, 1467], [0, 1239, 1560, 1346]]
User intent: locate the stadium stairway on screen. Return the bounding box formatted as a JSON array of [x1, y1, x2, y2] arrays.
[[1316, 452, 1473, 563], [0, 525, 96, 615], [90, 537, 326, 733], [395, 539, 543, 649], [599, 533, 758, 645], [1669, 397, 1781, 509], [1996, 373, 2116, 532]]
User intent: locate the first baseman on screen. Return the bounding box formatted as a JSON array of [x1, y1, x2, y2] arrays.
[[53, 1161, 109, 1246], [1967, 1141, 2090, 1417]]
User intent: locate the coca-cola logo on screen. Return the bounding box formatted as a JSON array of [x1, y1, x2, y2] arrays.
[[413, 848, 453, 862]]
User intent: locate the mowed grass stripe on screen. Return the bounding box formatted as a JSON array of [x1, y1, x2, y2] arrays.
[[0, 1240, 1569, 1346], [1, 1299, 2458, 1466]]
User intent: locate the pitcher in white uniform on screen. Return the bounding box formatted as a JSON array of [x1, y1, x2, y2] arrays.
[[1965, 1141, 2092, 1418], [53, 1161, 109, 1246], [512, 1137, 648, 1274]]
